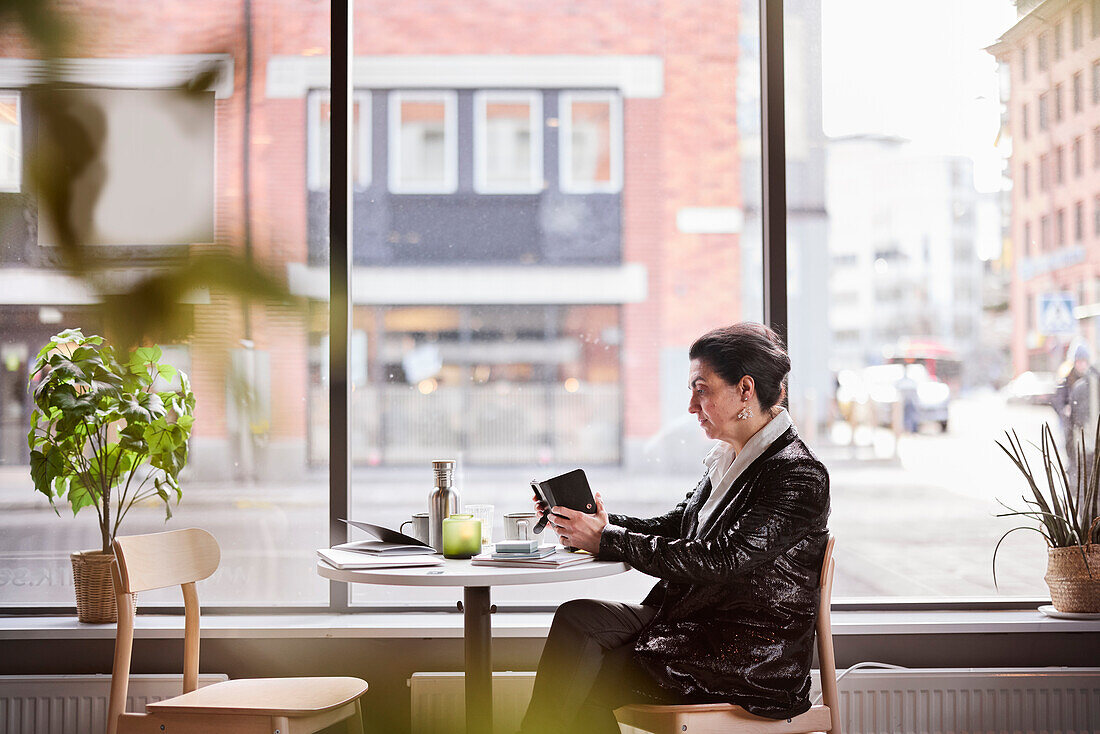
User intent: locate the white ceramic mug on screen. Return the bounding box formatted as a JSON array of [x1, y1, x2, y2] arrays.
[[503, 511, 538, 541], [400, 512, 430, 543]]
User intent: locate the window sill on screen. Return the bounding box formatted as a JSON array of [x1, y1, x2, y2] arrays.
[[1, 609, 1098, 640]]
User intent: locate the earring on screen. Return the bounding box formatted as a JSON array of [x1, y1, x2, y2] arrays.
[[737, 404, 753, 420]]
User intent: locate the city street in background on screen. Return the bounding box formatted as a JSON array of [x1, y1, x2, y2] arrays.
[[0, 392, 1056, 606]]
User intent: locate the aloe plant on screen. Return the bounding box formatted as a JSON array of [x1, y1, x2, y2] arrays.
[[994, 421, 1100, 587], [27, 329, 196, 553]]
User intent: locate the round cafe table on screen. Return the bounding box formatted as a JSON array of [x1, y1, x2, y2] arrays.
[[317, 554, 629, 734]]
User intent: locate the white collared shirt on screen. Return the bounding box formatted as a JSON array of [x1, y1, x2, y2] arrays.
[[695, 408, 793, 534]]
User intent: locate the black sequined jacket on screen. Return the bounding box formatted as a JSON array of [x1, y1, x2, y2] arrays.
[[597, 426, 830, 719]]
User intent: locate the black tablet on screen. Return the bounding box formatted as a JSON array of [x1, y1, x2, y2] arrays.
[[531, 469, 596, 537]]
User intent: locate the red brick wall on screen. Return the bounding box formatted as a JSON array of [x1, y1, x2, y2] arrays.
[[5, 0, 747, 448]]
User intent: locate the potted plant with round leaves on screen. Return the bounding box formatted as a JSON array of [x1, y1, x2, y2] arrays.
[[28, 329, 195, 622], [995, 422, 1100, 613]]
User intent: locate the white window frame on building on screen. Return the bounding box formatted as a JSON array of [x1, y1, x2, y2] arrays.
[[559, 90, 623, 194], [0, 91, 20, 193], [307, 90, 371, 192], [388, 90, 459, 195], [473, 90, 544, 195]]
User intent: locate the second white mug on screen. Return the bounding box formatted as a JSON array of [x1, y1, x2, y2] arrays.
[[503, 511, 538, 541]]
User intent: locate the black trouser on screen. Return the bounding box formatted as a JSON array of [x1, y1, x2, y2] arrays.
[[518, 599, 683, 734]]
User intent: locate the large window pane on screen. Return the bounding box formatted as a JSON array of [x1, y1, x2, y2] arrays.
[[341, 2, 763, 607], [0, 1, 329, 608], [787, 0, 1045, 599]]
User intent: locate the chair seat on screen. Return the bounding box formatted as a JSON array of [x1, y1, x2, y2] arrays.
[[615, 702, 832, 734], [146, 677, 368, 717]]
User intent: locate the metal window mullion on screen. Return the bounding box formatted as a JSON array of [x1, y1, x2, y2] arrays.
[[328, 0, 353, 613], [760, 0, 788, 345]]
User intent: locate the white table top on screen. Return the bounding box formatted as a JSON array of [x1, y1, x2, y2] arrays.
[[316, 555, 629, 587]]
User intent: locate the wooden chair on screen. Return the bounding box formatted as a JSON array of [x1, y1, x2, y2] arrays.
[[106, 528, 369, 734], [615, 536, 839, 734]]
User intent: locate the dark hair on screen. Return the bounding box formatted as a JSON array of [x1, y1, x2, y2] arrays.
[[689, 322, 791, 411]]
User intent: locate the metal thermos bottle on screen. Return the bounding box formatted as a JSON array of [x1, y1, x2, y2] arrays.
[[428, 459, 460, 553]]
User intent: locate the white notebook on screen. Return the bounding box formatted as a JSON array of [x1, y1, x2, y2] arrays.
[[317, 548, 443, 570]]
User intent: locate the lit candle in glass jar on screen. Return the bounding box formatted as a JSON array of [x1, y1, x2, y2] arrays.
[[442, 514, 482, 559]]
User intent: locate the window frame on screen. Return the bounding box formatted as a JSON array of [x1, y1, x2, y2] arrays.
[[307, 89, 372, 192], [387, 89, 459, 195], [472, 89, 544, 195], [558, 90, 624, 194]]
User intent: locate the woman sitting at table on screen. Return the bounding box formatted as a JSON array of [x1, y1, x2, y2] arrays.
[[518, 322, 831, 734]]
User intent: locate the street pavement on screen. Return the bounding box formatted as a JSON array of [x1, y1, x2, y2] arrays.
[[0, 392, 1059, 607]]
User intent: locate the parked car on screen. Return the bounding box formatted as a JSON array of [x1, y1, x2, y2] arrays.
[[1001, 371, 1058, 406], [836, 363, 950, 432]]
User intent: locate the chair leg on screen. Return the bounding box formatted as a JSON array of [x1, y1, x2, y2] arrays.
[[345, 699, 364, 734]]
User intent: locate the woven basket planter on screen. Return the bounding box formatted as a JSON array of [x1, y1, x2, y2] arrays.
[[1045, 545, 1100, 613], [71, 550, 135, 624]]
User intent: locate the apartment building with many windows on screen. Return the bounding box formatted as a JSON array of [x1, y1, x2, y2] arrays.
[[991, 0, 1100, 372]]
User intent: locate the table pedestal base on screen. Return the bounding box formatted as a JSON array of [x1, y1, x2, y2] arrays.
[[464, 585, 492, 734]]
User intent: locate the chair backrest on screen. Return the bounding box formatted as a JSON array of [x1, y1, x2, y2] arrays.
[[113, 527, 220, 593], [107, 528, 220, 734], [816, 536, 840, 734]]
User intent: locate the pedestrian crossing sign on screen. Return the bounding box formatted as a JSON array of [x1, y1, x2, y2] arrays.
[[1037, 293, 1077, 336]]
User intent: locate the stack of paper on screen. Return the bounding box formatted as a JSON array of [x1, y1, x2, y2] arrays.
[[317, 548, 443, 570], [471, 548, 595, 569], [334, 539, 436, 556], [490, 546, 556, 560]]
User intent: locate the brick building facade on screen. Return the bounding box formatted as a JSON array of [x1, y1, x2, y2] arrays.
[[0, 1, 749, 474], [991, 0, 1100, 374]]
